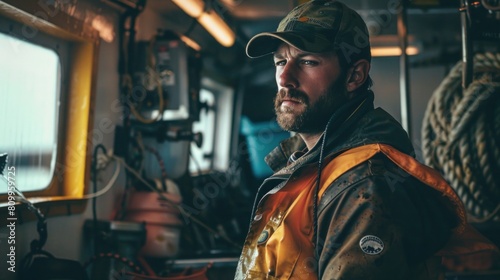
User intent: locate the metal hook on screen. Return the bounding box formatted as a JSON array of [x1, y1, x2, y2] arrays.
[[30, 217, 48, 253]]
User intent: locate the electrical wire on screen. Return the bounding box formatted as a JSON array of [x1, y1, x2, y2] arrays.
[[124, 73, 165, 124], [113, 155, 242, 250], [0, 174, 45, 222], [0, 155, 121, 203], [0, 149, 120, 230], [189, 149, 204, 176], [481, 0, 500, 11], [144, 144, 168, 191], [92, 144, 106, 254], [83, 159, 121, 200], [0, 150, 242, 250], [125, 35, 165, 124], [119, 3, 163, 125]]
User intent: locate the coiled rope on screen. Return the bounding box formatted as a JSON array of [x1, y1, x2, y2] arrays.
[[422, 52, 500, 222]]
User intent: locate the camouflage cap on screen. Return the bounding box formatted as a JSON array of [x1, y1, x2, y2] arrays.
[[246, 0, 371, 65]]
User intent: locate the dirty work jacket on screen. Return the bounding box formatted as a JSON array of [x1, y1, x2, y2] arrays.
[[235, 92, 496, 280]]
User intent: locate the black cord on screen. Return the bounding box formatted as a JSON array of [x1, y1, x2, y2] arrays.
[[184, 18, 198, 37], [19, 250, 55, 280], [0, 153, 7, 175], [189, 149, 204, 176], [144, 145, 168, 191], [312, 91, 373, 275], [312, 114, 335, 260], [91, 144, 108, 254], [83, 252, 144, 275]]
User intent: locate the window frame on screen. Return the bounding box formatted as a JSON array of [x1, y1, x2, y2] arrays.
[[0, 0, 100, 218], [189, 77, 234, 175], [0, 17, 66, 195], [189, 88, 217, 173]]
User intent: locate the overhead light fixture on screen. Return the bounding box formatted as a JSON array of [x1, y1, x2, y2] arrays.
[[172, 0, 236, 47], [371, 46, 419, 57], [180, 34, 201, 51], [370, 35, 420, 57]]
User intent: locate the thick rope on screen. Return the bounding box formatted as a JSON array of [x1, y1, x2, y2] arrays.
[[422, 52, 500, 222]]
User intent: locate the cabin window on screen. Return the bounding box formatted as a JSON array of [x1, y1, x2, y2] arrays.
[[0, 32, 61, 193], [0, 1, 99, 218], [189, 78, 233, 174]]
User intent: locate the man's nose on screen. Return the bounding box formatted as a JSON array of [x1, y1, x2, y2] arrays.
[[277, 63, 298, 89]]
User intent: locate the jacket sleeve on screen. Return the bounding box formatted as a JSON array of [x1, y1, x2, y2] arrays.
[[317, 157, 455, 280]]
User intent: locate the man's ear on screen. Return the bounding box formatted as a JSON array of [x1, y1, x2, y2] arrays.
[[345, 59, 370, 92]]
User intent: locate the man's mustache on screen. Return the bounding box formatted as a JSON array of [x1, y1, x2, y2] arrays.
[[275, 88, 308, 105]]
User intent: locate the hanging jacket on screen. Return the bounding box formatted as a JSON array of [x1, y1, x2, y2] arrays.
[[235, 91, 497, 280]]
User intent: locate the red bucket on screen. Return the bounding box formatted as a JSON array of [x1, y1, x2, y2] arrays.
[[125, 191, 183, 257]]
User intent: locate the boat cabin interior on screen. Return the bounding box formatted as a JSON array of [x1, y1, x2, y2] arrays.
[[0, 0, 499, 279]]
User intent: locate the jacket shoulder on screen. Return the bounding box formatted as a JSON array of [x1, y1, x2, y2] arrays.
[[318, 153, 390, 213], [317, 152, 457, 262]]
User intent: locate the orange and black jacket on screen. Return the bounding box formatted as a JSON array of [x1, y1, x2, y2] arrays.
[[235, 91, 496, 280]]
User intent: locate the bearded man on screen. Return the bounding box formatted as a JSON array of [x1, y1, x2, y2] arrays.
[[235, 1, 497, 279]]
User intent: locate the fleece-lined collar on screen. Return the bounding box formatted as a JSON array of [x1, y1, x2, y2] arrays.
[[265, 90, 415, 174]]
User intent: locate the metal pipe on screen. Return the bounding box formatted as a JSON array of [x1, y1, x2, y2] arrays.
[[460, 0, 473, 89], [397, 0, 412, 139]]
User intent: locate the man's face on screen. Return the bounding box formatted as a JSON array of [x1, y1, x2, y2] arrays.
[[273, 44, 348, 133]]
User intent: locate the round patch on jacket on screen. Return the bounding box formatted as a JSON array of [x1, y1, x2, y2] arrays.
[[257, 230, 269, 245], [359, 235, 384, 255]]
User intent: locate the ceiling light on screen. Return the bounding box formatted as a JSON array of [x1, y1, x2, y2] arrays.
[[172, 0, 236, 47], [180, 35, 201, 51], [171, 0, 204, 17], [371, 46, 420, 57], [370, 35, 420, 57]]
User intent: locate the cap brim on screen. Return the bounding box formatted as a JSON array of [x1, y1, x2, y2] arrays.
[[246, 31, 332, 58]]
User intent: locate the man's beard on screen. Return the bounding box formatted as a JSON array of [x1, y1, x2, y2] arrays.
[[274, 79, 348, 134]]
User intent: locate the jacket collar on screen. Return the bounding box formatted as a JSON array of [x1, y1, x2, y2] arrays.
[[265, 90, 414, 174]]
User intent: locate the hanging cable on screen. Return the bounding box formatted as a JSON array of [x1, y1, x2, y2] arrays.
[[1, 159, 54, 279], [112, 155, 242, 250], [481, 0, 500, 11], [143, 144, 169, 191], [92, 144, 107, 254], [189, 149, 204, 176], [422, 52, 500, 222], [126, 35, 165, 124], [312, 93, 370, 269], [118, 2, 163, 125]]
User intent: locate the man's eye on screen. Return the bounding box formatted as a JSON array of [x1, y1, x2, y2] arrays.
[[302, 60, 317, 65], [274, 60, 286, 66]]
